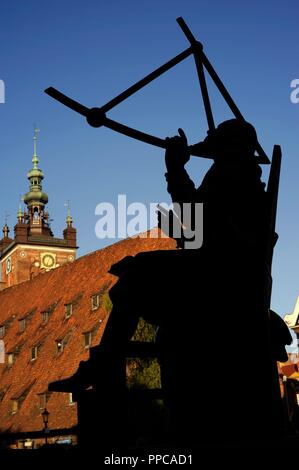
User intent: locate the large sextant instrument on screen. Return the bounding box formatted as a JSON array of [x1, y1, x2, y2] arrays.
[[45, 17, 270, 164]]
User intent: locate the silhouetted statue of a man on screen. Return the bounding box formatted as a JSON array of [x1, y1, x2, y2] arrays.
[[164, 119, 267, 251], [62, 119, 291, 449]]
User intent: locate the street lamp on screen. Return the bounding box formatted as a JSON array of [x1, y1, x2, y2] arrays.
[[41, 408, 50, 445]]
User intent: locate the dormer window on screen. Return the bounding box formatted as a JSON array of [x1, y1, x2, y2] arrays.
[[7, 353, 15, 365], [41, 311, 49, 323], [83, 332, 92, 349], [65, 303, 73, 319], [56, 341, 64, 354], [91, 294, 100, 311], [10, 382, 34, 414], [41, 303, 57, 323], [11, 399, 19, 414], [19, 319, 26, 332], [39, 392, 50, 409], [55, 332, 71, 355], [31, 346, 38, 361]]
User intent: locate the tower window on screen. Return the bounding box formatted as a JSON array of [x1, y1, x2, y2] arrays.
[[31, 346, 38, 361], [19, 319, 26, 332], [0, 326, 5, 338], [69, 393, 75, 405], [83, 332, 92, 349], [91, 294, 100, 311], [65, 303, 73, 319]]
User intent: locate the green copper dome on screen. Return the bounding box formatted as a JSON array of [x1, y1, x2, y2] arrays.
[[23, 189, 48, 205], [23, 130, 49, 207]]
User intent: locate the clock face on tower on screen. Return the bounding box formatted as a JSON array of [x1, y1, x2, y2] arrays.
[[41, 253, 56, 269]]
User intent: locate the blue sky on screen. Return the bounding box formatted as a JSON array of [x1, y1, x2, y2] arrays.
[[0, 0, 298, 320]]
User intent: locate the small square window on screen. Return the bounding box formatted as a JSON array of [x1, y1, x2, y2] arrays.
[[83, 332, 92, 349], [0, 326, 5, 338], [31, 346, 38, 361], [91, 294, 100, 311], [19, 319, 26, 332], [65, 304, 73, 319]]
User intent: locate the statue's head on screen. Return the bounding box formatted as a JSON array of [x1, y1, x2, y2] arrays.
[[198, 119, 258, 161]]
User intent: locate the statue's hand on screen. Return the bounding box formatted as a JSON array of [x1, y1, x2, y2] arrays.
[[165, 128, 190, 172]]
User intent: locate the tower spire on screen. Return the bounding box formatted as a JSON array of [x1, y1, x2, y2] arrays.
[[23, 129, 50, 236], [65, 201, 73, 227], [4, 211, 9, 226]]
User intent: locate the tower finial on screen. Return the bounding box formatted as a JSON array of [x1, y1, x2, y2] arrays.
[[3, 212, 10, 237], [64, 201, 73, 227], [33, 127, 40, 168], [33, 127, 40, 156], [4, 211, 9, 226], [17, 196, 24, 222]]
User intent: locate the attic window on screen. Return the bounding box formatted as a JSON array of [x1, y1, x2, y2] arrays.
[[83, 332, 92, 349], [31, 346, 38, 361], [19, 319, 26, 332], [91, 294, 100, 311], [65, 303, 73, 319], [0, 326, 5, 338]]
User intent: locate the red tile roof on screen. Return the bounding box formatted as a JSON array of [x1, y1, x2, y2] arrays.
[[0, 230, 175, 433]]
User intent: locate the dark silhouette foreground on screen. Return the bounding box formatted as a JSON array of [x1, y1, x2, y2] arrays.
[[50, 119, 291, 451], [45, 17, 292, 453]]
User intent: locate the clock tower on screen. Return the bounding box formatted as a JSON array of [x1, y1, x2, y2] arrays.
[[0, 130, 77, 290]]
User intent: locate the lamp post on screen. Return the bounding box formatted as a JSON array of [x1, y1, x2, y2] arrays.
[[41, 408, 50, 446]]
